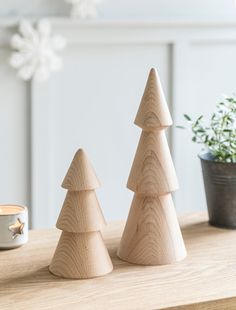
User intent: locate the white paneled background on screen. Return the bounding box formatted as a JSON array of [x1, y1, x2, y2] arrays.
[[1, 1, 236, 228]]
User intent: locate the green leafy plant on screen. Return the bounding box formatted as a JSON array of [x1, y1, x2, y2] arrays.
[[179, 95, 236, 163]]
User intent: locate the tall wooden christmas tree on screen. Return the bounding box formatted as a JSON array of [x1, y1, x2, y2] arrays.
[[49, 149, 113, 278], [117, 68, 187, 265]]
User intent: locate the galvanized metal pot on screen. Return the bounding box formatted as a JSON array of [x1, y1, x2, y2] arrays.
[[199, 153, 236, 229]]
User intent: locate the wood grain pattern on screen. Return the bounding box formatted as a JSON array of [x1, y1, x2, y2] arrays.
[[49, 231, 113, 279], [119, 68, 185, 266], [117, 194, 186, 265], [50, 148, 113, 279], [2, 213, 236, 310], [127, 130, 179, 195], [134, 68, 172, 130], [56, 190, 106, 233], [62, 149, 101, 191], [165, 297, 236, 310]]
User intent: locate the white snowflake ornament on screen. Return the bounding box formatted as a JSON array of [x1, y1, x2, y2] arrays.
[[10, 20, 66, 82], [66, 0, 103, 19]]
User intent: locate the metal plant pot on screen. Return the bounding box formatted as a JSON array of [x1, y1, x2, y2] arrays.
[[199, 153, 236, 229]]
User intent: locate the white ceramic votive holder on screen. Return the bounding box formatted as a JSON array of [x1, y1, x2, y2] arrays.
[[0, 204, 28, 249]]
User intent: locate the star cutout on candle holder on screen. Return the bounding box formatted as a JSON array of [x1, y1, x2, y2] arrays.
[[9, 218, 25, 239]]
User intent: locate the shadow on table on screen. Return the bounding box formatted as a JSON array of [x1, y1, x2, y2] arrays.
[[0, 249, 142, 290], [179, 219, 235, 254], [1, 219, 233, 290], [0, 266, 69, 288]]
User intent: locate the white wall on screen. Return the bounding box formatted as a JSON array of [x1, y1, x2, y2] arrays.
[[1, 1, 236, 228], [0, 47, 30, 209], [0, 0, 236, 20], [31, 40, 171, 228]]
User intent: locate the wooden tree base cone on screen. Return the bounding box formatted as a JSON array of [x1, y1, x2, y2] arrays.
[[49, 231, 113, 279], [117, 194, 187, 265]]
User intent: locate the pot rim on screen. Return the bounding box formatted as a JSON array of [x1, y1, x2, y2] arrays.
[[198, 152, 236, 165]]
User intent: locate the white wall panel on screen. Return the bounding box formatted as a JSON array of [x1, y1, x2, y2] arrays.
[[32, 43, 171, 227], [0, 47, 30, 209], [1, 0, 236, 21], [174, 43, 236, 214], [1, 17, 236, 227]]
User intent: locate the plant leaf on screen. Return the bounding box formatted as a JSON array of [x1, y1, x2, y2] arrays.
[[184, 114, 192, 121]]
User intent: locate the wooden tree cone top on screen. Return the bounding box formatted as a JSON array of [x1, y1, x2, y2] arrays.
[[49, 231, 113, 279], [62, 149, 101, 191], [56, 190, 106, 233], [117, 193, 186, 265], [127, 130, 179, 195], [134, 68, 172, 130]]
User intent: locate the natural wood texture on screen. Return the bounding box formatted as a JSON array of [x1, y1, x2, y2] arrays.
[[117, 194, 186, 265], [49, 231, 113, 279], [50, 148, 113, 279], [127, 130, 179, 195], [57, 191, 106, 233], [2, 213, 236, 310], [134, 68, 172, 130], [119, 68, 186, 265], [165, 297, 236, 310], [62, 149, 101, 191]]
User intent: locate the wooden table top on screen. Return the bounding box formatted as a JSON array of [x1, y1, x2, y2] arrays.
[[1, 212, 236, 310]]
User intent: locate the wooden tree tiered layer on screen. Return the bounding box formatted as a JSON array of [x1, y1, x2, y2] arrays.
[[49, 149, 113, 279], [117, 68, 187, 265]]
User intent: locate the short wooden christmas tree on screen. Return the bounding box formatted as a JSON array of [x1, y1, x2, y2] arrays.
[[117, 68, 187, 265], [49, 149, 113, 279]]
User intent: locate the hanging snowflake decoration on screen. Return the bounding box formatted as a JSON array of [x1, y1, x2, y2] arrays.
[[65, 0, 103, 19], [9, 20, 66, 82]]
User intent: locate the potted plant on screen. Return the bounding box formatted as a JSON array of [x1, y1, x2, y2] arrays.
[[182, 95, 236, 229]]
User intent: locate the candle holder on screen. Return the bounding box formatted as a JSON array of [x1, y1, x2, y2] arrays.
[[0, 204, 28, 249]]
